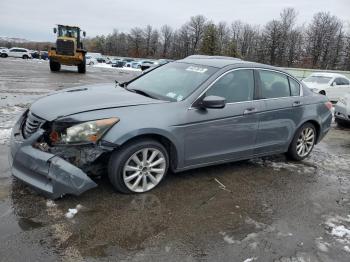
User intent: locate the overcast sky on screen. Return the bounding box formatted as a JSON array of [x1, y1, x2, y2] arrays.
[[0, 0, 349, 41]]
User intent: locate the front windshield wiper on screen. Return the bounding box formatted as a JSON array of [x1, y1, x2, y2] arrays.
[[126, 88, 159, 100]]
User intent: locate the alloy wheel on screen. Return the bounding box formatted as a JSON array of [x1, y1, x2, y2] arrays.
[[123, 148, 166, 193], [296, 127, 315, 158]]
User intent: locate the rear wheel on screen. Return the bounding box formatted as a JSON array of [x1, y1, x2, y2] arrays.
[[78, 56, 86, 73], [319, 90, 326, 95], [287, 123, 316, 161], [49, 60, 61, 72], [108, 139, 169, 194]]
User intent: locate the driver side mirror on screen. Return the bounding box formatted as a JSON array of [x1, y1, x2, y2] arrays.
[[201, 96, 226, 109], [53, 28, 57, 34], [83, 31, 86, 37]]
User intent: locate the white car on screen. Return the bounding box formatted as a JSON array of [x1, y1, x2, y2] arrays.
[[86, 55, 97, 65], [302, 72, 350, 102], [1, 47, 32, 59], [334, 94, 350, 126]]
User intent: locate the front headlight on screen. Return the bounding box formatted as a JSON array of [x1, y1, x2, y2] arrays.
[[50, 117, 119, 144]]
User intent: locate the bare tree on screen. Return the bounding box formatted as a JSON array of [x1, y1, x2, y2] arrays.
[[188, 15, 207, 54], [160, 25, 173, 58]]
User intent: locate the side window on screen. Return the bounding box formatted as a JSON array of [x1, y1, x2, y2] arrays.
[[206, 69, 254, 103], [334, 78, 343, 85], [259, 70, 290, 98], [340, 78, 349, 85], [289, 77, 300, 96]]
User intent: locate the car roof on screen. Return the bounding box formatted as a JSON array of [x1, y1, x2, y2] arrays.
[[178, 55, 289, 74], [178, 55, 244, 68], [309, 72, 348, 78]]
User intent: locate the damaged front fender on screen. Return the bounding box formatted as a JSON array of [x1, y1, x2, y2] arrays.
[[10, 130, 97, 199]]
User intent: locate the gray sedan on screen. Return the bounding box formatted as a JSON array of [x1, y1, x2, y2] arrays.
[[9, 55, 333, 198]]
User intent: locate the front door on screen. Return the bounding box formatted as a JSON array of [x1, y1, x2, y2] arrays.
[[184, 69, 259, 167]]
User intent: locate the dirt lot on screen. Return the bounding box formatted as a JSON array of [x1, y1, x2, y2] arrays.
[[0, 58, 349, 262]]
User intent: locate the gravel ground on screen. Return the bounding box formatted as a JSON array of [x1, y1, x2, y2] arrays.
[[0, 58, 349, 262]]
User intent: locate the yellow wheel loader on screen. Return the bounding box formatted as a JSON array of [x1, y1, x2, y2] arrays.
[[48, 25, 87, 73]]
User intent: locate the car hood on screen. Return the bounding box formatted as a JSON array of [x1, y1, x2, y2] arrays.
[[30, 83, 167, 121]]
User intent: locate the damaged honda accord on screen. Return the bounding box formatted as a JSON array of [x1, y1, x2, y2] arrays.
[[9, 55, 333, 199]]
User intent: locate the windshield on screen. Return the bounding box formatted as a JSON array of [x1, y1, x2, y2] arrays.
[[127, 62, 218, 101], [58, 27, 79, 38], [303, 76, 332, 84]]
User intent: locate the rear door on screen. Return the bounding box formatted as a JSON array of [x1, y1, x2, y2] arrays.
[[254, 69, 303, 155], [184, 69, 259, 167]]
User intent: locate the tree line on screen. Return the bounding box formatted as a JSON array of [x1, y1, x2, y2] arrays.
[[84, 8, 350, 70], [1, 8, 350, 70]]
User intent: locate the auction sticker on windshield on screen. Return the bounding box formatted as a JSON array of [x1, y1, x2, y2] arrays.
[[186, 66, 208, 73]]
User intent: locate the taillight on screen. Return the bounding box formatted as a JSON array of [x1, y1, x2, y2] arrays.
[[325, 101, 333, 110]]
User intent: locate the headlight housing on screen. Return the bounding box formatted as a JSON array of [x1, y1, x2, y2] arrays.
[[50, 117, 119, 145]]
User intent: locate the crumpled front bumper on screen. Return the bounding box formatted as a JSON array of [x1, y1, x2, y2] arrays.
[[9, 114, 97, 199]]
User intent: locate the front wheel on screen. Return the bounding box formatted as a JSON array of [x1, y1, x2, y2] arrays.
[[108, 139, 169, 194], [22, 55, 29, 59], [49, 60, 61, 72], [78, 56, 86, 73], [1, 53, 8, 58], [287, 123, 316, 161]]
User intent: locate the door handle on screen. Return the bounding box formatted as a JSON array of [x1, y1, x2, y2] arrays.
[[293, 101, 302, 107], [243, 107, 257, 115]]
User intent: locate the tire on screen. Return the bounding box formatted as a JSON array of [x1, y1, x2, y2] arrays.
[[319, 90, 326, 95], [287, 123, 316, 161], [335, 118, 350, 127], [22, 55, 29, 59], [78, 56, 86, 73], [108, 139, 169, 194], [49, 60, 61, 72], [1, 53, 8, 58]]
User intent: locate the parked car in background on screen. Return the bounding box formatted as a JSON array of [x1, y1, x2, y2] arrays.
[[302, 72, 350, 103], [132, 60, 154, 69], [86, 55, 98, 65], [334, 94, 350, 126], [111, 60, 127, 68], [9, 55, 332, 198], [0, 47, 8, 53], [40, 51, 49, 60], [154, 59, 174, 65], [1, 47, 32, 59]]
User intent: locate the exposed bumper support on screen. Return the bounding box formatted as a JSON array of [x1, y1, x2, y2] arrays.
[[9, 118, 97, 199]]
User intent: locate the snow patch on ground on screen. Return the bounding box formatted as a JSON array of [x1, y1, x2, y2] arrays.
[[315, 239, 330, 252], [243, 257, 257, 262], [65, 204, 84, 219], [220, 231, 237, 244], [92, 63, 141, 72], [245, 217, 266, 229], [46, 200, 57, 208], [344, 245, 350, 253], [0, 128, 12, 145], [325, 215, 350, 245], [0, 105, 25, 145]]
